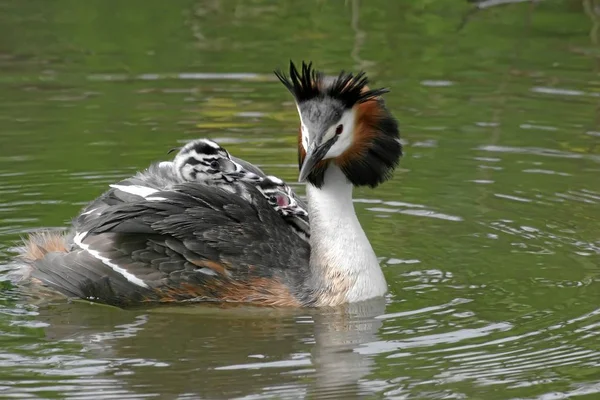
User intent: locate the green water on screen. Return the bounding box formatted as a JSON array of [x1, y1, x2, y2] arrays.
[[1, 0, 599, 398]]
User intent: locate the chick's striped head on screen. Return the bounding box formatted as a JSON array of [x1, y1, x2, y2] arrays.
[[173, 139, 246, 183]]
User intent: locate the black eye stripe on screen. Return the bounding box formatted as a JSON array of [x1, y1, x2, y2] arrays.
[[184, 157, 202, 165], [183, 155, 226, 166]]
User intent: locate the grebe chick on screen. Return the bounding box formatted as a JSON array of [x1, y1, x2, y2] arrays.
[[256, 176, 310, 241], [171, 139, 309, 240], [172, 139, 261, 184], [18, 61, 401, 308], [76, 138, 309, 243]]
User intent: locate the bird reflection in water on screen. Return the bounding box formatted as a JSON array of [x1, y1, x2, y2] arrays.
[[35, 298, 386, 399]]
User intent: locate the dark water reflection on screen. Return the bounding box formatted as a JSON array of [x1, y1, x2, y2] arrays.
[[1, 0, 600, 399]]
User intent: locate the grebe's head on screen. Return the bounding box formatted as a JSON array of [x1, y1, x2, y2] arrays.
[[257, 175, 308, 219], [257, 176, 291, 209], [275, 61, 402, 188], [172, 138, 263, 184], [173, 139, 239, 182]]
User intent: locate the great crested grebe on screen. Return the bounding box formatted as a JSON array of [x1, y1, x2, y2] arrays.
[[17, 61, 402, 307]]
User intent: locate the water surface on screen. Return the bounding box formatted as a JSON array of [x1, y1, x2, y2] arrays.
[[1, 1, 599, 399]]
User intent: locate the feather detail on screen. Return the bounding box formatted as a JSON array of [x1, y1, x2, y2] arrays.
[[275, 60, 389, 107]]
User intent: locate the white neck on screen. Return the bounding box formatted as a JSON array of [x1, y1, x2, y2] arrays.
[[306, 165, 387, 306]]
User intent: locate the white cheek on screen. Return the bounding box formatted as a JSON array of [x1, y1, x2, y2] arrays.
[[324, 110, 356, 159], [325, 133, 352, 158]]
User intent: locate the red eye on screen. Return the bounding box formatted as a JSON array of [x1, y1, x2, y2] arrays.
[[335, 124, 343, 135]]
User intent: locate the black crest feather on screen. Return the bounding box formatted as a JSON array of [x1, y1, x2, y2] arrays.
[[275, 60, 389, 108], [274, 61, 321, 103]]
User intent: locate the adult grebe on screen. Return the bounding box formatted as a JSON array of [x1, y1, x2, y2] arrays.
[[17, 61, 402, 307]]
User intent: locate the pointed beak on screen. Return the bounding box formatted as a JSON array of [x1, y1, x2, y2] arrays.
[[298, 141, 335, 182]]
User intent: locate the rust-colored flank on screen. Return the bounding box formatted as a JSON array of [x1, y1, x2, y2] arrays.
[[153, 270, 301, 307], [189, 259, 229, 276]]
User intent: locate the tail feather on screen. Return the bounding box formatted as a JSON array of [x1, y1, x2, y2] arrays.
[[30, 252, 89, 297], [17, 230, 151, 306], [19, 231, 70, 262]]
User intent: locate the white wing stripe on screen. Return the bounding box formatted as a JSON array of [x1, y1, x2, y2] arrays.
[[73, 231, 149, 288], [109, 184, 159, 198]]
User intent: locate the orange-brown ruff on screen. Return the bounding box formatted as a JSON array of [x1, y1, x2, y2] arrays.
[[298, 91, 394, 186], [16, 61, 402, 308]]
